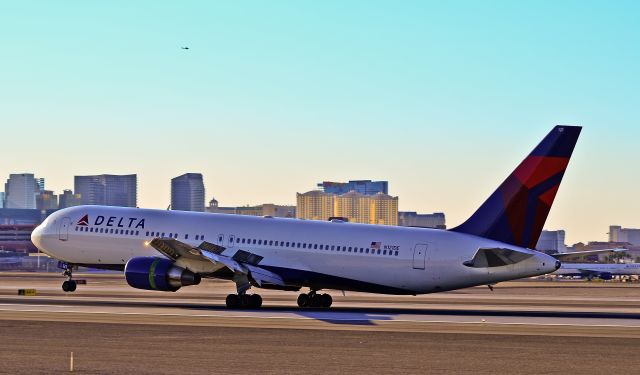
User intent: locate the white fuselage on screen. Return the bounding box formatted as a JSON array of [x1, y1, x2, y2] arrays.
[[32, 205, 558, 295]]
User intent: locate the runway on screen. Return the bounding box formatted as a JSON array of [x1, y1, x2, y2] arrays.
[[2, 273, 640, 374]]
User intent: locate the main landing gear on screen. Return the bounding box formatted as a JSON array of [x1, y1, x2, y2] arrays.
[[61, 264, 77, 293], [225, 272, 262, 309], [297, 290, 332, 308]]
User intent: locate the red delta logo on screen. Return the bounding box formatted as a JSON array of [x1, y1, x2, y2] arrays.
[[77, 215, 89, 226]]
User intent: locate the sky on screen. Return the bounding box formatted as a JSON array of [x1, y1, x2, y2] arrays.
[[1, 1, 638, 244]]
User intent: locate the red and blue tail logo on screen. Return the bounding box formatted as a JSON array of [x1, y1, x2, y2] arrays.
[[451, 126, 581, 249]]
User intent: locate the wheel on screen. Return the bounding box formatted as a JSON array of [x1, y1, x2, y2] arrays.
[[69, 280, 77, 292], [320, 293, 332, 308], [225, 294, 239, 308], [62, 280, 72, 292], [297, 293, 309, 307], [249, 294, 263, 309]]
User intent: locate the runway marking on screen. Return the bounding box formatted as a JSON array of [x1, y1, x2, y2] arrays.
[[2, 304, 640, 330]]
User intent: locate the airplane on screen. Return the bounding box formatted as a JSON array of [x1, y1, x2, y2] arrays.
[[553, 262, 640, 281], [181, 46, 189, 50], [31, 125, 581, 309]]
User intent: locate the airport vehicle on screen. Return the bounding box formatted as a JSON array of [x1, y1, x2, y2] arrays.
[[553, 262, 640, 280], [31, 126, 581, 308]]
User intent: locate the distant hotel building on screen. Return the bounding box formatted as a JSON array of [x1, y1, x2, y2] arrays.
[[609, 226, 640, 246], [398, 212, 446, 229], [296, 190, 398, 225], [4, 174, 40, 209], [317, 180, 388, 195], [206, 199, 296, 218], [74, 174, 137, 207], [36, 190, 58, 210], [536, 230, 567, 253], [0, 192, 4, 208], [58, 189, 82, 209], [171, 173, 205, 212]]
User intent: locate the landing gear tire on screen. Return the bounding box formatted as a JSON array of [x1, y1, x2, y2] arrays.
[[320, 293, 332, 308], [298, 292, 332, 308], [226, 293, 262, 309], [226, 294, 240, 308], [62, 280, 77, 293], [249, 294, 263, 309], [297, 293, 309, 307]]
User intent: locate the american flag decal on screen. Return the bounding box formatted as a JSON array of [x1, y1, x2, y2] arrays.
[[371, 242, 381, 250]]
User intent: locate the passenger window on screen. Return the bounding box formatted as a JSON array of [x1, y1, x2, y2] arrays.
[[259, 240, 263, 245], [185, 234, 189, 239], [161, 232, 165, 237], [314, 244, 318, 250], [302, 244, 307, 249], [348, 247, 352, 252], [377, 249, 381, 255], [269, 240, 273, 246], [202, 235, 205, 240], [252, 239, 256, 244], [383, 250, 387, 255], [366, 249, 369, 254], [286, 242, 290, 247]]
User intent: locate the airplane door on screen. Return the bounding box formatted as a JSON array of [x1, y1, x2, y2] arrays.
[[59, 217, 71, 241], [412, 244, 427, 269]]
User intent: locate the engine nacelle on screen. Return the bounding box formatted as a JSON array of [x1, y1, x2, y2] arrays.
[[124, 257, 201, 291], [599, 272, 613, 280]]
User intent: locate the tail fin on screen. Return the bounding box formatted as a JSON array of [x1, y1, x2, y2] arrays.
[[451, 125, 581, 248]]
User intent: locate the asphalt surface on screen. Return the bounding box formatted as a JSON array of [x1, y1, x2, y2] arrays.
[[1, 273, 640, 374]]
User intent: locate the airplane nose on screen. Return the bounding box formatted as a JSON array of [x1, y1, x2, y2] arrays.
[[31, 224, 45, 250]]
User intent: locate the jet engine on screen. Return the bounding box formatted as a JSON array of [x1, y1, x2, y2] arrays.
[[124, 257, 201, 291]]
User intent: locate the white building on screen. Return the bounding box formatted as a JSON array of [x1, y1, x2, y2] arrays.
[[4, 173, 39, 209], [610, 226, 640, 246], [398, 211, 446, 229], [536, 230, 567, 253]]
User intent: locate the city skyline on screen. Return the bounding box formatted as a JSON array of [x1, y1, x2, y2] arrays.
[[1, 2, 639, 244]]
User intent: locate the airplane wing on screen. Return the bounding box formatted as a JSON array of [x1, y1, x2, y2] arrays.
[[149, 238, 286, 290], [552, 248, 627, 262]]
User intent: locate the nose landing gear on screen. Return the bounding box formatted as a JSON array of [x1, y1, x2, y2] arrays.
[[61, 263, 77, 293]]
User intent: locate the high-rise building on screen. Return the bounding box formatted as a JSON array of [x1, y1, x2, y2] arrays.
[[398, 212, 446, 229], [369, 192, 398, 225], [4, 174, 39, 209], [609, 226, 640, 246], [296, 190, 334, 221], [58, 189, 83, 209], [74, 174, 137, 207], [171, 173, 205, 212], [536, 230, 567, 253], [0, 192, 4, 208], [297, 190, 398, 225], [36, 190, 58, 210], [35, 178, 45, 191], [317, 180, 388, 195]]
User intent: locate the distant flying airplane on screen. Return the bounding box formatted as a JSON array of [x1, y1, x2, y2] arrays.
[[32, 126, 581, 309], [181, 46, 189, 50]]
